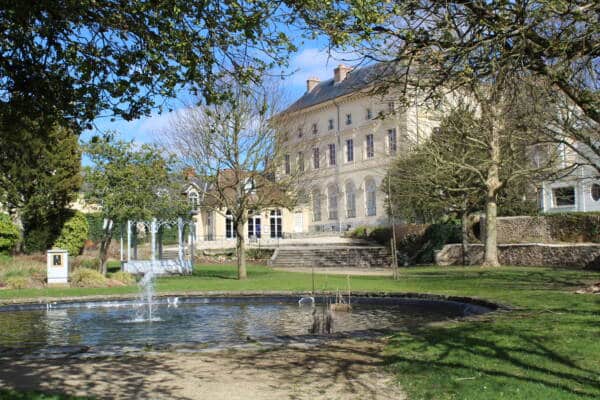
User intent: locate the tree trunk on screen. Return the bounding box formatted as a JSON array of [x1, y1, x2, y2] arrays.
[[236, 219, 247, 280], [461, 211, 470, 266], [98, 228, 113, 276], [483, 124, 501, 267], [9, 209, 24, 253]]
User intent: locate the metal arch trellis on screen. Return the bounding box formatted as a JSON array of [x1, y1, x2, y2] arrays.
[[123, 216, 196, 275]]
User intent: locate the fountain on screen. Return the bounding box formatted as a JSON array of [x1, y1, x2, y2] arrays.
[[133, 269, 159, 322]]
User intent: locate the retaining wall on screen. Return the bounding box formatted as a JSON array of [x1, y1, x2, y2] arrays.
[[435, 243, 600, 270]]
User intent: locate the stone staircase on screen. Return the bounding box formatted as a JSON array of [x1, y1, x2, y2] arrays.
[[268, 245, 392, 268]]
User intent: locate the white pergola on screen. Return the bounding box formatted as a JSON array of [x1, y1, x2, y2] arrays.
[[122, 217, 195, 275]]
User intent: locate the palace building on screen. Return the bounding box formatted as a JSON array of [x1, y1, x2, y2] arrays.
[[190, 63, 441, 247]]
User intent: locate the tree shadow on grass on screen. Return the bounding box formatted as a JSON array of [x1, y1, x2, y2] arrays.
[[0, 354, 189, 400], [385, 317, 600, 398]]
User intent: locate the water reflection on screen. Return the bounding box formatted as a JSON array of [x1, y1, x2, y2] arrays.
[[0, 298, 486, 349]]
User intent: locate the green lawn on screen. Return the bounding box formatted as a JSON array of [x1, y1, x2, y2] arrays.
[[1, 264, 599, 400]]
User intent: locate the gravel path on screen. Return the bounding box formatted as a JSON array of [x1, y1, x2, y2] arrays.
[[0, 339, 404, 400]]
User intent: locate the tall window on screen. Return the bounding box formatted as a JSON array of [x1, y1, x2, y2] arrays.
[[388, 101, 395, 114], [225, 210, 237, 239], [346, 113, 352, 125], [297, 151, 304, 172], [387, 128, 397, 154], [188, 191, 199, 209], [365, 179, 377, 216], [270, 209, 283, 238], [312, 123, 318, 135], [284, 154, 290, 175], [366, 134, 374, 159], [313, 147, 320, 169], [327, 185, 338, 220], [345, 181, 356, 218], [328, 143, 336, 166], [328, 118, 334, 130], [247, 214, 261, 239], [313, 190, 322, 222], [346, 139, 354, 162], [298, 127, 303, 138], [366, 108, 372, 120]]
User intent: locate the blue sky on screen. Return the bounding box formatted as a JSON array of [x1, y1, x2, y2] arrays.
[[81, 40, 354, 147]]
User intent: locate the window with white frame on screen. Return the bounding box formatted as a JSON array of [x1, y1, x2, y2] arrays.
[[313, 147, 320, 169], [365, 179, 377, 216], [345, 181, 356, 218], [328, 143, 336, 166], [312, 189, 322, 222], [553, 187, 575, 207], [188, 191, 199, 209], [327, 185, 338, 220], [225, 210, 237, 238], [269, 209, 283, 238], [388, 101, 395, 114], [346, 139, 354, 162], [365, 134, 374, 159], [387, 128, 397, 154], [592, 184, 600, 202]]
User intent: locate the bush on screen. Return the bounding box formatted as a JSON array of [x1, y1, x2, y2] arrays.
[[54, 212, 89, 256], [110, 271, 136, 285], [245, 248, 274, 260], [5, 276, 30, 289], [368, 227, 392, 245], [70, 267, 107, 287], [349, 226, 369, 239], [22, 227, 54, 254], [0, 214, 20, 255]]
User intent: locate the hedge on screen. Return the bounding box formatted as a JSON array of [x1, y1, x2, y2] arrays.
[[0, 214, 20, 254]]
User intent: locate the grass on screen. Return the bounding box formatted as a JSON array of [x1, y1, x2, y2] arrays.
[[0, 264, 599, 400]]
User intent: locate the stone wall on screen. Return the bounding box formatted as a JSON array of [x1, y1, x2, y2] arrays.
[[493, 216, 552, 243], [435, 243, 600, 270], [481, 215, 600, 244]]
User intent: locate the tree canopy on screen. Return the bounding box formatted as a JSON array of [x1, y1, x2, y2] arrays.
[[0, 1, 302, 129]]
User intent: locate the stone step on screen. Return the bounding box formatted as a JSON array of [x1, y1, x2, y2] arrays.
[[268, 246, 392, 268]]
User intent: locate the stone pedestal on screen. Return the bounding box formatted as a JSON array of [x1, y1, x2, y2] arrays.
[[47, 249, 69, 285]]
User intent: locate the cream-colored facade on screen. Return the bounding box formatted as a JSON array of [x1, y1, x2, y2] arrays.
[[190, 64, 441, 247], [280, 64, 440, 234]]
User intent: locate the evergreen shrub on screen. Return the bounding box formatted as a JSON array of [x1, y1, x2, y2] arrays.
[[54, 212, 89, 256], [0, 214, 20, 254]]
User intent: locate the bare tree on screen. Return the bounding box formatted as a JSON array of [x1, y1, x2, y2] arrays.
[[162, 82, 298, 279]]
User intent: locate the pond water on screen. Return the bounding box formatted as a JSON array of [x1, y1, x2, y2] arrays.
[[0, 296, 492, 349]]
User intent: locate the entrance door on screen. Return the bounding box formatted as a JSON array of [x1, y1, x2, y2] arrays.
[[293, 212, 303, 233]]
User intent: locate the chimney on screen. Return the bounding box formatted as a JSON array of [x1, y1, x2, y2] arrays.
[[306, 77, 320, 93], [334, 64, 352, 84]]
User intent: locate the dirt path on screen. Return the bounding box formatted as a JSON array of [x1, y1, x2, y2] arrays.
[[0, 339, 404, 400]]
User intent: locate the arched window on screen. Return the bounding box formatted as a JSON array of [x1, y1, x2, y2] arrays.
[[312, 189, 322, 222], [345, 181, 356, 218], [365, 178, 377, 216], [225, 210, 236, 239], [188, 191, 199, 209], [328, 185, 338, 220]]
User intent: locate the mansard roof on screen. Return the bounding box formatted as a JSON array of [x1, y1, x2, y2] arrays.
[[281, 62, 403, 114]]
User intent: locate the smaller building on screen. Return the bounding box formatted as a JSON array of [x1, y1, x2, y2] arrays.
[[541, 165, 600, 213]]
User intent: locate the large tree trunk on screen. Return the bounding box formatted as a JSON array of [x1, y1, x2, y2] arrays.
[[99, 226, 113, 276], [236, 219, 247, 280], [483, 122, 501, 267], [461, 211, 470, 266]]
